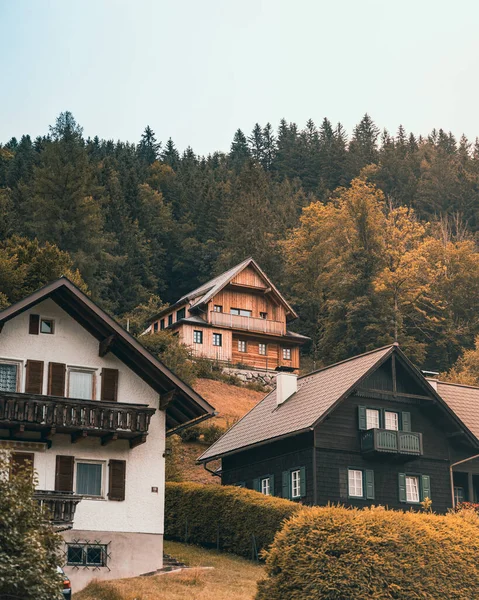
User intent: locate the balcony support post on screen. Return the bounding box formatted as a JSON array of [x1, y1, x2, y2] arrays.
[[130, 434, 147, 449], [71, 430, 88, 443], [101, 432, 118, 446]]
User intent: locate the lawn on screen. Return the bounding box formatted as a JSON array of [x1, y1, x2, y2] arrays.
[[74, 540, 264, 600]]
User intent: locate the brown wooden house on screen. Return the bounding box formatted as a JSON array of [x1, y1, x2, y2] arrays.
[[147, 258, 309, 371]]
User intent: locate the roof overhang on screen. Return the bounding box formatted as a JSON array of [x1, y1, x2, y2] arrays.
[[0, 277, 215, 430]]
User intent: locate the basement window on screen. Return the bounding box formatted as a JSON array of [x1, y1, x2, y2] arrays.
[[67, 543, 108, 567]]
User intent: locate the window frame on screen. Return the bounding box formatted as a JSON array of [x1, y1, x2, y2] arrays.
[[153, 321, 159, 333], [359, 406, 409, 432], [347, 467, 375, 500], [193, 330, 203, 344], [260, 476, 271, 496], [348, 468, 364, 498], [213, 333, 222, 347], [230, 308, 252, 317], [168, 314, 173, 327], [282, 347, 292, 360], [259, 312, 267, 319], [66, 542, 108, 567], [366, 408, 380, 430], [258, 343, 267, 356], [67, 367, 96, 400], [0, 359, 21, 392], [160, 319, 165, 330], [399, 472, 430, 504], [213, 305, 223, 313], [384, 410, 399, 431], [454, 486, 465, 505], [74, 459, 106, 499], [238, 340, 247, 353], [405, 475, 420, 503], [40, 318, 55, 335], [176, 307, 186, 321], [291, 469, 301, 499]]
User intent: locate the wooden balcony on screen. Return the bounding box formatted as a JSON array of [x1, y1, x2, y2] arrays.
[[209, 312, 285, 335], [0, 391, 155, 448], [361, 428, 423, 458], [34, 490, 82, 528]]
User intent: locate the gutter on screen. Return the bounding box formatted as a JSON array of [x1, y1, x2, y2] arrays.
[[449, 453, 479, 508], [166, 411, 218, 438]]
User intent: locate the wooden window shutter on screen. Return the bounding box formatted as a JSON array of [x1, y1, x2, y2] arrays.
[[398, 473, 407, 503], [365, 470, 375, 500], [421, 475, 431, 500], [300, 466, 306, 497], [401, 412, 411, 432], [25, 360, 44, 394], [339, 468, 348, 499], [55, 455, 74, 492], [282, 471, 290, 499], [101, 368, 119, 402], [253, 477, 260, 492], [269, 474, 275, 496], [29, 314, 40, 335], [358, 406, 367, 430], [11, 452, 34, 478], [48, 362, 66, 396], [108, 459, 126, 501]]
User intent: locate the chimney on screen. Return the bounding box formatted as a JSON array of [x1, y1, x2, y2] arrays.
[[275, 371, 298, 406], [422, 370, 439, 392]]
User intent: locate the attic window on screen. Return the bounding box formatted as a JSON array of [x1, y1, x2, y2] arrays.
[[213, 305, 223, 313], [40, 319, 55, 334]]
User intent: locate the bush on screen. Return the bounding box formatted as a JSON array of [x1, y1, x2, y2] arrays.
[[179, 425, 202, 442], [165, 482, 302, 559], [201, 423, 225, 445], [256, 505, 479, 600]]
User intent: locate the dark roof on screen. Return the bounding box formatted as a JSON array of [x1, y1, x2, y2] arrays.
[[0, 278, 215, 430], [198, 344, 479, 463], [154, 258, 298, 321]]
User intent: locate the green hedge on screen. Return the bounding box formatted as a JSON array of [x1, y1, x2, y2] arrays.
[[165, 482, 302, 559], [256, 505, 479, 600]]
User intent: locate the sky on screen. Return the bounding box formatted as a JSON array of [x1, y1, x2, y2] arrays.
[[1, 0, 479, 155]]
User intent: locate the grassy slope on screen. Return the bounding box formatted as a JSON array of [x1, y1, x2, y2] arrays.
[[74, 540, 264, 600], [169, 379, 265, 485]]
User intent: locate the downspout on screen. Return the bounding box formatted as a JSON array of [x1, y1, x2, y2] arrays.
[[449, 453, 479, 508], [203, 461, 222, 478]]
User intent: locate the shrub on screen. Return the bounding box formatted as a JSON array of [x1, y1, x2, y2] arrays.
[[179, 425, 202, 442], [256, 505, 479, 600], [165, 482, 302, 559], [200, 423, 225, 445]]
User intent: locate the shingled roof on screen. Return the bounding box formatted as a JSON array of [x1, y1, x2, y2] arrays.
[[198, 345, 395, 462], [436, 381, 479, 440]]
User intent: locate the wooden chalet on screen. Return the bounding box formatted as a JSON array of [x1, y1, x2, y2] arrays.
[[148, 258, 309, 371]]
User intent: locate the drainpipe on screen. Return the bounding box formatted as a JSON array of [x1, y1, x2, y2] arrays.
[[449, 453, 479, 508]]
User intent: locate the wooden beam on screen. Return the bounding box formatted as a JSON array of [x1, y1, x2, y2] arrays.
[[447, 431, 466, 439], [101, 432, 118, 446], [99, 334, 116, 357], [391, 354, 397, 395], [130, 434, 147, 449], [10, 424, 25, 436], [45, 426, 56, 439], [160, 389, 176, 411], [71, 430, 88, 443]]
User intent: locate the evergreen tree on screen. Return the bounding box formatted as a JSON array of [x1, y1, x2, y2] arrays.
[[229, 129, 251, 169], [138, 125, 161, 165], [161, 137, 180, 170]]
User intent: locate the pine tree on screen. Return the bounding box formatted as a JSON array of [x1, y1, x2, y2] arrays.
[[229, 129, 251, 169], [138, 125, 161, 165], [248, 123, 265, 165], [161, 138, 180, 170]]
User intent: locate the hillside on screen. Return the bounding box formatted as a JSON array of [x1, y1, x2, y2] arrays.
[[168, 379, 265, 485]]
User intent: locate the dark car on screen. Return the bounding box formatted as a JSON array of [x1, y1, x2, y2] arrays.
[[57, 566, 72, 599]]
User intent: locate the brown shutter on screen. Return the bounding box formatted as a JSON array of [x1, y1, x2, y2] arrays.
[[108, 459, 126, 501], [101, 368, 118, 402], [29, 314, 40, 335], [25, 360, 44, 394], [55, 455, 74, 492], [48, 362, 66, 396], [11, 452, 34, 478]]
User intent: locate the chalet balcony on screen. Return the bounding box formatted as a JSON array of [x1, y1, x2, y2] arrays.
[[361, 428, 423, 458], [209, 311, 285, 336], [34, 490, 82, 528], [0, 391, 155, 448]]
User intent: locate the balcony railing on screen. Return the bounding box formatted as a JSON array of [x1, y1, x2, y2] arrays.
[[0, 391, 155, 444], [361, 428, 423, 457], [34, 490, 82, 528], [209, 312, 285, 335]]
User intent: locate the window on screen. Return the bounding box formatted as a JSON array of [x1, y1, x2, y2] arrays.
[[213, 305, 223, 313], [291, 469, 301, 499], [168, 314, 173, 326], [348, 469, 363, 498], [454, 486, 465, 505], [213, 333, 222, 347], [259, 312, 267, 319], [177, 307, 186, 321], [258, 343, 267, 356], [193, 330, 203, 344], [69, 370, 94, 400], [238, 340, 247, 352], [231, 308, 252, 317], [153, 322, 159, 332], [405, 475, 420, 503], [67, 543, 108, 567], [261, 477, 271, 496], [160, 319, 165, 330], [0, 362, 18, 392], [384, 411, 399, 431], [282, 348, 292, 360], [366, 408, 380, 430], [40, 318, 55, 334], [76, 461, 103, 497]]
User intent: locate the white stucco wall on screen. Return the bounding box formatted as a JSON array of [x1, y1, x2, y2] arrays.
[[0, 299, 165, 535]]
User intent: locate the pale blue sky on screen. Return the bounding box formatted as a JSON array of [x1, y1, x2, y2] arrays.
[[1, 0, 478, 155]]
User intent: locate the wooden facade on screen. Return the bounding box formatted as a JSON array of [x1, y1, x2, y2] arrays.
[[218, 351, 479, 513], [149, 260, 307, 371]]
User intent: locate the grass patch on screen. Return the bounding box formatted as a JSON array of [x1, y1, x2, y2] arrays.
[[74, 540, 263, 600]]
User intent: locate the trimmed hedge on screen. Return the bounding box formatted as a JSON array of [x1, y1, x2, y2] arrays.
[[256, 505, 479, 600], [165, 482, 302, 559]]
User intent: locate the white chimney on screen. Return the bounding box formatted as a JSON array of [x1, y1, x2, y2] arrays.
[[276, 371, 298, 406]]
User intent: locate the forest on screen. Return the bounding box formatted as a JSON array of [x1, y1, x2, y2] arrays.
[[2, 111, 479, 377]]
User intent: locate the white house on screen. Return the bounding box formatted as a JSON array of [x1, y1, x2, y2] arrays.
[[0, 277, 215, 591]]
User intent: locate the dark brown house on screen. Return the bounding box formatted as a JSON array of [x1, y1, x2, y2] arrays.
[[198, 344, 479, 512]]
